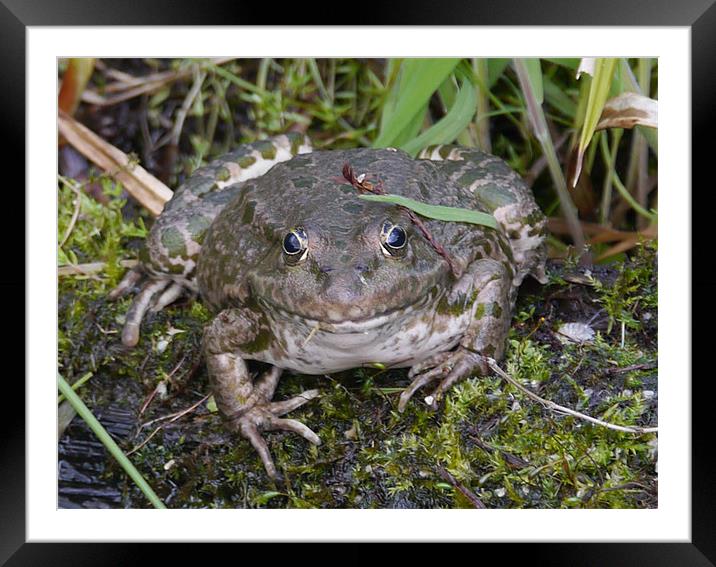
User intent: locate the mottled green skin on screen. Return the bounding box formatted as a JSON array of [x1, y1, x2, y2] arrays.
[[141, 133, 313, 285], [197, 145, 545, 368], [121, 136, 546, 478]]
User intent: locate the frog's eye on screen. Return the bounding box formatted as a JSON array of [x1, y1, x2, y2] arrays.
[[282, 227, 308, 263], [380, 221, 407, 257]]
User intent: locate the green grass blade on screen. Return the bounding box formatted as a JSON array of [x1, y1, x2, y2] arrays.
[[379, 58, 403, 132], [58, 374, 167, 509], [437, 74, 457, 110], [486, 58, 510, 88], [401, 77, 478, 157], [618, 58, 658, 155], [57, 371, 93, 404], [520, 58, 544, 105], [389, 103, 429, 148], [358, 194, 497, 229], [542, 58, 581, 70], [543, 75, 576, 118], [513, 58, 586, 254], [572, 58, 617, 186], [373, 58, 461, 148], [473, 58, 492, 151]]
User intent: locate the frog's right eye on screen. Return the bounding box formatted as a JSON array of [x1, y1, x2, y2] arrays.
[[282, 227, 308, 263]]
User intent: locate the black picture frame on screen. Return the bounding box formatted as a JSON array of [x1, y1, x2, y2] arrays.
[[5, 0, 712, 563]]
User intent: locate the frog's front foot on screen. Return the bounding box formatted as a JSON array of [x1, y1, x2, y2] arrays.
[[228, 389, 322, 481], [398, 347, 489, 412], [108, 266, 192, 347]]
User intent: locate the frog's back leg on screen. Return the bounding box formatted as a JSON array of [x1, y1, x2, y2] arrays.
[[418, 145, 547, 285], [110, 133, 313, 346]]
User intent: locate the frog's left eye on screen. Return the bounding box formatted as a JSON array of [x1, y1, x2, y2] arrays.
[[380, 221, 407, 257], [282, 227, 308, 263]]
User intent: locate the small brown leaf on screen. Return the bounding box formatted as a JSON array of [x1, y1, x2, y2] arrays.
[[596, 92, 658, 131]]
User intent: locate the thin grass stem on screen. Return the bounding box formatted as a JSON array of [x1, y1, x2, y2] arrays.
[[58, 374, 166, 509]]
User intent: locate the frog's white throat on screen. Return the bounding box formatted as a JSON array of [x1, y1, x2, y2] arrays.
[[256, 291, 472, 375], [260, 292, 436, 335]]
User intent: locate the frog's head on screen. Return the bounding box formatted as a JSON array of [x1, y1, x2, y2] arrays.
[[248, 200, 451, 331]]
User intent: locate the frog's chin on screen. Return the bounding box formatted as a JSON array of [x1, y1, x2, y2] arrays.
[[258, 292, 437, 334]]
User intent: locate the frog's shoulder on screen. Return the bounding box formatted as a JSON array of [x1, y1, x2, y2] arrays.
[[143, 134, 312, 278], [419, 144, 547, 284], [163, 133, 312, 214]]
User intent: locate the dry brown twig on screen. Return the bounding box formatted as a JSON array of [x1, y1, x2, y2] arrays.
[[82, 57, 236, 107], [58, 259, 138, 278], [436, 465, 486, 509], [58, 110, 172, 216], [128, 393, 211, 456], [486, 358, 657, 435]]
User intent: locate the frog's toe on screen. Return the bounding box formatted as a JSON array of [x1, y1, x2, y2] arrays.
[[265, 416, 321, 445], [232, 395, 321, 480], [400, 348, 488, 412], [239, 419, 282, 480], [407, 352, 453, 379], [116, 272, 193, 346], [268, 389, 320, 416], [150, 281, 186, 313], [429, 349, 488, 402], [121, 278, 172, 346], [399, 365, 449, 412], [107, 265, 143, 300], [398, 369, 441, 413]]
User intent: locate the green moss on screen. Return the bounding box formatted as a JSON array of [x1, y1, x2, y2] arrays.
[[590, 241, 658, 334]]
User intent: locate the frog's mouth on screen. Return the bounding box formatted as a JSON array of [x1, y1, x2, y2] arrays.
[[258, 290, 440, 334]]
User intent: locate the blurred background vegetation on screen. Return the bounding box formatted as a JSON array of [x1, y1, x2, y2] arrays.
[[59, 57, 657, 264]]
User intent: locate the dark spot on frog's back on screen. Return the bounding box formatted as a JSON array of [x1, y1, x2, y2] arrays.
[[474, 301, 503, 320], [215, 167, 231, 182], [342, 201, 363, 214], [439, 145, 454, 159], [293, 177, 315, 189], [256, 141, 277, 160], [238, 156, 256, 168], [290, 135, 304, 155], [477, 184, 517, 209], [183, 174, 215, 197], [160, 226, 188, 258], [242, 200, 256, 224], [187, 215, 212, 244], [497, 237, 514, 263], [528, 226, 543, 237], [241, 327, 272, 354]]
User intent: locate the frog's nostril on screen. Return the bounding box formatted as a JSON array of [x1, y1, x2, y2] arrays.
[[354, 264, 367, 272], [319, 265, 334, 273]]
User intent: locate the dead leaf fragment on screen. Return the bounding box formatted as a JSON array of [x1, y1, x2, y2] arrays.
[[576, 57, 596, 79], [596, 92, 658, 131]]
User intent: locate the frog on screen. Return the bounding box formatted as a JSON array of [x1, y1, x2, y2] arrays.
[[110, 133, 547, 480]]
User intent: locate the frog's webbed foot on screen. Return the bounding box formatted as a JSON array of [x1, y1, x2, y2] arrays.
[[398, 347, 488, 412], [228, 388, 321, 481], [109, 267, 192, 347]]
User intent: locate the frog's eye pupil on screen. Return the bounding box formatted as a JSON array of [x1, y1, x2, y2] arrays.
[[282, 227, 308, 260], [380, 222, 407, 256], [386, 226, 406, 249], [283, 232, 302, 255]]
